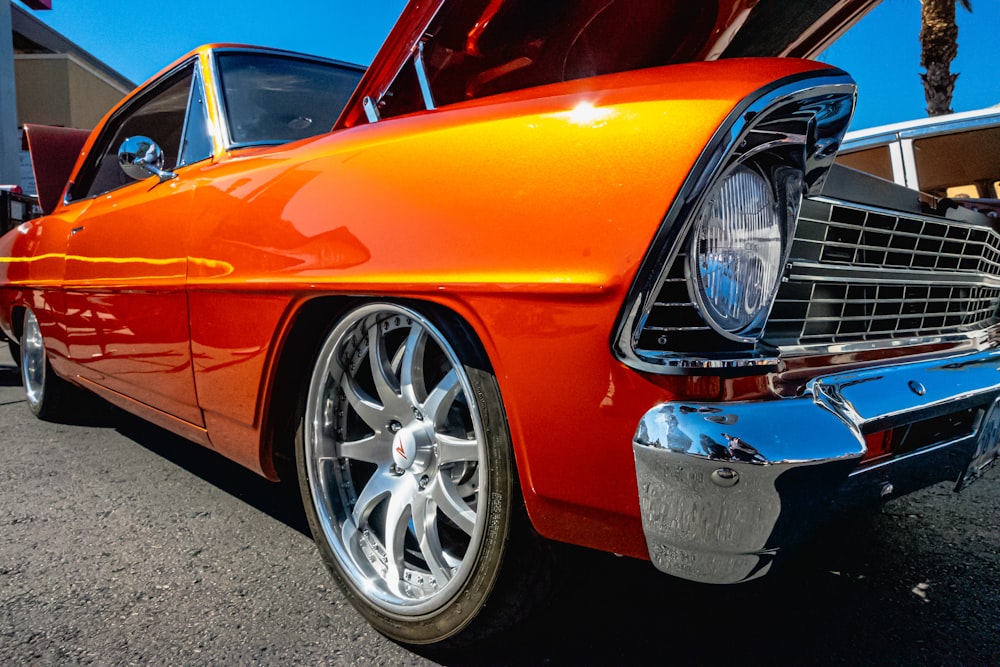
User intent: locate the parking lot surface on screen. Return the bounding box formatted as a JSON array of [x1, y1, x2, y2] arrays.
[[1, 345, 998, 665]]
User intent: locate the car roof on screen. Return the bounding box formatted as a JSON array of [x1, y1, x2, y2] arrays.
[[843, 105, 1000, 150]]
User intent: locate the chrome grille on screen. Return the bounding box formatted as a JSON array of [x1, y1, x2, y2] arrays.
[[794, 201, 1000, 276], [634, 252, 716, 353], [764, 198, 1000, 348]]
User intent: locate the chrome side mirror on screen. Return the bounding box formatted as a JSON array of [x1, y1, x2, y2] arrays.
[[118, 136, 177, 183]]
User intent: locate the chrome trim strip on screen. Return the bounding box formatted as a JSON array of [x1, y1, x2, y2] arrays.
[[888, 140, 907, 187], [896, 110, 1000, 140], [205, 49, 234, 150], [842, 107, 1000, 147], [612, 71, 857, 375], [176, 64, 213, 168], [777, 328, 990, 356], [900, 137, 919, 190], [786, 261, 1000, 288], [629, 354, 779, 371], [641, 325, 713, 333]]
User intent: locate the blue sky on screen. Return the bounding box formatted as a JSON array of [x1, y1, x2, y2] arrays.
[[13, 0, 999, 131]]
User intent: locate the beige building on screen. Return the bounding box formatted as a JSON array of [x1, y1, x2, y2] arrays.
[[7, 2, 133, 193]]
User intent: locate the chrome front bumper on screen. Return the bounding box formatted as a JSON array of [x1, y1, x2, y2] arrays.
[[633, 348, 1000, 584]]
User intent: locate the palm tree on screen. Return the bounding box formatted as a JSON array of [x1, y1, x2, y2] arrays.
[[920, 0, 972, 116]]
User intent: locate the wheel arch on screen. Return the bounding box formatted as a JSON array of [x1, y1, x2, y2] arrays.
[[9, 304, 25, 341], [261, 294, 518, 488]]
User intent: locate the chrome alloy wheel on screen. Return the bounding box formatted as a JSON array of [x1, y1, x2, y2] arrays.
[[21, 308, 47, 412], [304, 304, 488, 616]]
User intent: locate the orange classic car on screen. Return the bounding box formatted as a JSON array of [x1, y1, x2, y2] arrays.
[[2, 0, 999, 648]]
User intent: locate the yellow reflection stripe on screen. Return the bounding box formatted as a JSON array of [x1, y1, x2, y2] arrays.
[[0, 254, 232, 272]]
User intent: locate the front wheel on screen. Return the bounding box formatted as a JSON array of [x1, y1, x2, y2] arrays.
[[296, 302, 550, 647]]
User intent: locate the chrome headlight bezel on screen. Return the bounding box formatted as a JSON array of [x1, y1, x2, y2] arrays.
[[687, 163, 804, 342], [611, 71, 857, 375]]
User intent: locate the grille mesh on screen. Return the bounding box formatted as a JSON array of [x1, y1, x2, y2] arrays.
[[633, 197, 1000, 356], [792, 201, 1000, 276], [765, 199, 1000, 347]]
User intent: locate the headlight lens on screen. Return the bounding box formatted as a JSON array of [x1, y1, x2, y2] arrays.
[[689, 166, 799, 339]]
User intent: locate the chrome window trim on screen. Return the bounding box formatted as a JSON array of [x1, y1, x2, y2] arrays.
[[176, 63, 213, 168], [207, 46, 366, 151], [838, 131, 900, 152], [65, 57, 199, 204], [900, 137, 919, 190], [204, 48, 230, 149], [888, 140, 907, 187], [611, 71, 857, 375], [839, 107, 1000, 191], [896, 111, 1000, 140], [842, 107, 1000, 148]]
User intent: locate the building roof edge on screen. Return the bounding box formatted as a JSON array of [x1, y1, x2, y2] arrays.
[[11, 1, 135, 91]]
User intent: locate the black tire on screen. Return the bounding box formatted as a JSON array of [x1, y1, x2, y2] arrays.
[[295, 302, 552, 648], [7, 338, 21, 368], [20, 308, 77, 421]]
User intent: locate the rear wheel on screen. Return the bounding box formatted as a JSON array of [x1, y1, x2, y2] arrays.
[[296, 302, 550, 647], [21, 308, 75, 420]]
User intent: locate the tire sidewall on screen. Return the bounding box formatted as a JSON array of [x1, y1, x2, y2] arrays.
[[21, 308, 49, 418], [294, 302, 514, 646]]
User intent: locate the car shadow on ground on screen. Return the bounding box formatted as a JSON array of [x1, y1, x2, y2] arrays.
[[108, 404, 999, 666], [7, 361, 994, 665], [110, 410, 312, 537]]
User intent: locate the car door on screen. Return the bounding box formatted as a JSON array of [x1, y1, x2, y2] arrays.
[[61, 59, 213, 426]]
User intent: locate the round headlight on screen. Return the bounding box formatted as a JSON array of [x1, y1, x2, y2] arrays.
[[689, 166, 785, 339]]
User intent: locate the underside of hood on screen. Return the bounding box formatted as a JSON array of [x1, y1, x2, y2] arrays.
[[722, 0, 880, 59], [342, 0, 878, 127]]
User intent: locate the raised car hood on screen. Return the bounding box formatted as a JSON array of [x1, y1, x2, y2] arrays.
[[720, 0, 880, 59], [22, 124, 90, 215], [395, 0, 880, 63], [341, 0, 878, 128]]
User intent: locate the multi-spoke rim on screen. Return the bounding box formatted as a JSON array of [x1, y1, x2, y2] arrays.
[[305, 304, 488, 616], [21, 309, 46, 411]]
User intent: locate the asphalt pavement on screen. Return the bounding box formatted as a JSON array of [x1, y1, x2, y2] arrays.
[[1, 344, 998, 665]]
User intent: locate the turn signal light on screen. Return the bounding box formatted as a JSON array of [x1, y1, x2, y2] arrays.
[[863, 430, 894, 462]]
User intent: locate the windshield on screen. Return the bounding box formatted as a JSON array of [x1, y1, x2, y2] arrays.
[[216, 51, 364, 146]]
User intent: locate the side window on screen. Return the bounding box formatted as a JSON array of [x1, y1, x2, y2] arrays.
[[69, 63, 200, 201], [835, 144, 895, 182], [911, 125, 1000, 197]]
